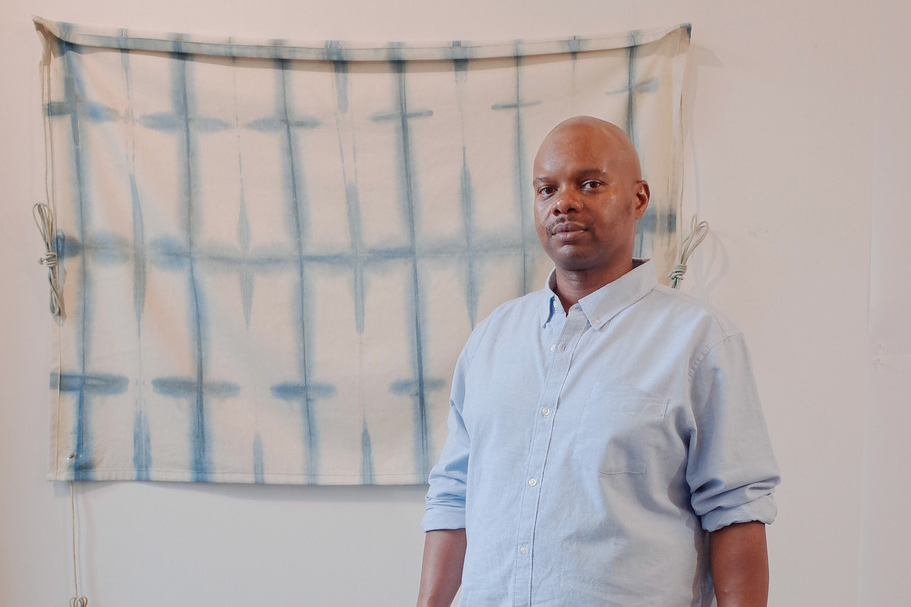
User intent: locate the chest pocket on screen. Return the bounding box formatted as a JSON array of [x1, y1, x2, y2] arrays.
[[572, 383, 669, 475]]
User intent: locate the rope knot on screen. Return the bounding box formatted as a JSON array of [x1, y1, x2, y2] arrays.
[[669, 215, 709, 290], [41, 251, 59, 268], [33, 203, 63, 316], [668, 263, 687, 283]]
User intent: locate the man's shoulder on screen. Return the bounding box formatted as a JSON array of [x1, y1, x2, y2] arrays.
[[462, 289, 549, 351], [642, 284, 745, 342], [487, 288, 549, 319]]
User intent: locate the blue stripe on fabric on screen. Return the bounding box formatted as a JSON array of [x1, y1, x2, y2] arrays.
[[345, 180, 367, 334], [148, 238, 536, 270], [152, 377, 240, 398], [246, 116, 320, 131], [460, 150, 478, 327], [169, 52, 210, 482], [388, 58, 435, 478], [332, 54, 349, 113], [148, 236, 189, 269], [491, 52, 540, 296], [563, 36, 583, 56], [253, 434, 265, 484], [275, 58, 321, 480], [361, 421, 375, 485], [45, 101, 70, 116], [62, 40, 93, 480], [237, 199, 255, 327], [331, 59, 367, 334], [626, 31, 641, 146], [128, 175, 146, 320], [390, 378, 445, 395], [85, 232, 131, 264], [56, 373, 129, 394], [231, 56, 256, 328], [133, 410, 152, 481], [452, 58, 478, 327], [606, 77, 658, 96], [271, 382, 336, 400], [84, 102, 119, 123]]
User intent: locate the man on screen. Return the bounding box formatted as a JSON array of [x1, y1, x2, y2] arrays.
[[417, 116, 779, 607]]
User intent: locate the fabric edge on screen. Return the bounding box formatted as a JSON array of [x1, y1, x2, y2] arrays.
[[48, 469, 430, 485], [664, 26, 693, 287], [37, 17, 65, 482], [32, 16, 692, 62]]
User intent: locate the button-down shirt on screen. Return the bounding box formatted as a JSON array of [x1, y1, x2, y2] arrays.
[[423, 260, 779, 607]]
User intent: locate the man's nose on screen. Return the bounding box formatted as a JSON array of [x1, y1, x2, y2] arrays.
[[552, 190, 581, 214]]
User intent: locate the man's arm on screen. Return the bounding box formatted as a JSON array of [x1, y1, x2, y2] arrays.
[[709, 521, 769, 607], [416, 529, 467, 607]]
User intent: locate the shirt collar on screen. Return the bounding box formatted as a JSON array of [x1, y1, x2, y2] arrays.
[[541, 259, 657, 329]]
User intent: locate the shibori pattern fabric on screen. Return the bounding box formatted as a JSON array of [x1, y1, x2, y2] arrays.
[[35, 17, 690, 484]]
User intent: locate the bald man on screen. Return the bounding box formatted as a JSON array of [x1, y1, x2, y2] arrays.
[[418, 117, 779, 607]]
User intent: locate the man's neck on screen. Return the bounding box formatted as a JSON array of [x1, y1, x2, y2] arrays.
[[553, 260, 636, 312]]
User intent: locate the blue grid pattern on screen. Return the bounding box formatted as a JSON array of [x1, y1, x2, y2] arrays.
[[38, 19, 690, 484]]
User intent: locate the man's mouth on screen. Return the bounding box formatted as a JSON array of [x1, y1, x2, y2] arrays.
[[551, 222, 586, 236]]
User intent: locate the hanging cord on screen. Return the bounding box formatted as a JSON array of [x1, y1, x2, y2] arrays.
[[33, 203, 63, 316], [69, 481, 88, 607], [668, 214, 709, 289]]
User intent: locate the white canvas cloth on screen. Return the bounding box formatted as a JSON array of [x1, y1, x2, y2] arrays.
[[35, 17, 690, 484]]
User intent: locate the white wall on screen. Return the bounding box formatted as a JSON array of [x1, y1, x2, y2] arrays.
[[0, 1, 905, 605], [859, 1, 911, 605]]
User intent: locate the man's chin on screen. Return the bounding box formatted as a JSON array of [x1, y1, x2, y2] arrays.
[[548, 252, 619, 275]]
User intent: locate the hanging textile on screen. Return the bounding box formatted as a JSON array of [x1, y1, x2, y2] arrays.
[[35, 17, 690, 484]]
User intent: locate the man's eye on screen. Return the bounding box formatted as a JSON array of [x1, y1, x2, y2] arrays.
[[538, 186, 555, 196], [582, 180, 602, 190]]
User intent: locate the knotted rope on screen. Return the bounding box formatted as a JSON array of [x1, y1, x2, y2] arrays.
[[668, 214, 709, 289], [33, 202, 63, 316]]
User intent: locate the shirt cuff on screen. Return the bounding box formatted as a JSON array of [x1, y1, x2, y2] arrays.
[[422, 503, 466, 532], [700, 494, 778, 532]]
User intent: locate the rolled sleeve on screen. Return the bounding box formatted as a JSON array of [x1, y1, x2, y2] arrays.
[[422, 402, 470, 531], [422, 344, 473, 532], [686, 333, 780, 532]]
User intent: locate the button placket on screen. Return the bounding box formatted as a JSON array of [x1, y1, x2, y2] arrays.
[[512, 305, 589, 605]]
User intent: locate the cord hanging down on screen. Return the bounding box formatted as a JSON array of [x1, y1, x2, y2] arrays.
[[69, 482, 88, 607], [33, 202, 63, 316], [668, 215, 709, 290]]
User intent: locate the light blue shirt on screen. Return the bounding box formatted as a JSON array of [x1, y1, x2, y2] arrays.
[[423, 260, 779, 607]]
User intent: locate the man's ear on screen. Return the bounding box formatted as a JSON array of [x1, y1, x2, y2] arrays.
[[634, 180, 650, 219]]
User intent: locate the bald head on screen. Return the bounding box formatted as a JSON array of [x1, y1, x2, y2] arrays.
[[535, 116, 642, 181], [532, 115, 650, 300]]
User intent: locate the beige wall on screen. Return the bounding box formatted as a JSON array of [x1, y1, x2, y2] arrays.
[[859, 1, 911, 605], [0, 0, 905, 605]]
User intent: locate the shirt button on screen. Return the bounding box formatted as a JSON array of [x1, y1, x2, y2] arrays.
[[528, 477, 537, 487], [541, 407, 551, 417], [519, 545, 528, 555], [550, 344, 557, 352]]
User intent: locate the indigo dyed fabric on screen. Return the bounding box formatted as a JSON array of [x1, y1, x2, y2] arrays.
[[35, 17, 690, 484]]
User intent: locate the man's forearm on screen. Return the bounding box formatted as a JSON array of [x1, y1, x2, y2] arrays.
[[416, 528, 467, 607], [709, 521, 770, 607]]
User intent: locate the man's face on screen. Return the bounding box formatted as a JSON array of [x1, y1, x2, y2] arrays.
[[533, 122, 649, 277]]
